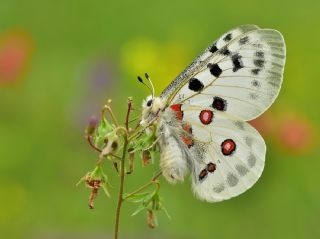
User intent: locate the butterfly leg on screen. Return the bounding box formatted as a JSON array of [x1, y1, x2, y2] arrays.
[[143, 134, 162, 151]]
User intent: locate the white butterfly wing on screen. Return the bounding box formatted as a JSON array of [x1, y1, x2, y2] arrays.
[[168, 28, 286, 121], [158, 25, 285, 202], [182, 107, 265, 202]]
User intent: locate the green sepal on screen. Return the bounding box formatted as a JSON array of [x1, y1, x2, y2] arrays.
[[131, 204, 146, 216], [123, 192, 150, 203], [93, 117, 114, 148], [128, 188, 170, 219]]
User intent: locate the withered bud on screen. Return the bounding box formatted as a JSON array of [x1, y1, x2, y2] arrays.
[[85, 176, 101, 189], [85, 176, 101, 209], [147, 210, 156, 229], [88, 188, 98, 209], [142, 150, 151, 166], [86, 116, 98, 136]]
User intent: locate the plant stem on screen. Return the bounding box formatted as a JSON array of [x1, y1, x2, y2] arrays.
[[123, 171, 162, 200], [114, 98, 132, 239], [114, 137, 128, 239]]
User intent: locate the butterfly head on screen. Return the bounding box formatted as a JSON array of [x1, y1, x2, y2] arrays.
[[137, 73, 166, 126], [140, 95, 166, 127]]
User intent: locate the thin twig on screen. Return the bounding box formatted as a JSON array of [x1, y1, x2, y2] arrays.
[[102, 105, 119, 127], [123, 171, 162, 200], [87, 136, 102, 153]]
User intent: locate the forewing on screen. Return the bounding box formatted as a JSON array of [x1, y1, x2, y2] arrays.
[[168, 28, 286, 121], [182, 106, 266, 202], [160, 25, 259, 100]]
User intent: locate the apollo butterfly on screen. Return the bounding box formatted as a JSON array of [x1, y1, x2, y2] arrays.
[[140, 25, 286, 202]]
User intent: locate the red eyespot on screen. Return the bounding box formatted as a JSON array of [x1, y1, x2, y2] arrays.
[[181, 123, 193, 148], [182, 123, 192, 134], [170, 104, 183, 120], [199, 110, 213, 125], [221, 139, 236, 156], [181, 136, 194, 148]]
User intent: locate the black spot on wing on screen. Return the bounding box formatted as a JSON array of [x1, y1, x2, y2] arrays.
[[251, 68, 261, 75], [254, 59, 265, 68], [209, 43, 218, 53], [207, 63, 222, 77], [199, 168, 208, 181], [247, 153, 257, 168], [251, 80, 261, 87], [223, 33, 232, 42], [212, 96, 227, 111], [213, 183, 225, 193], [231, 53, 243, 72], [256, 51, 264, 58], [239, 36, 249, 45], [227, 173, 239, 187], [235, 165, 249, 176], [252, 43, 263, 48], [220, 47, 230, 56], [188, 78, 204, 92], [249, 93, 259, 100], [245, 136, 253, 147], [234, 121, 245, 130], [207, 162, 216, 173]]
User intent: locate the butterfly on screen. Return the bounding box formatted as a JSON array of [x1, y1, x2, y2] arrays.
[[139, 25, 286, 202]]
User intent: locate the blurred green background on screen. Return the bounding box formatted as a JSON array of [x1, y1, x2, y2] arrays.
[[0, 0, 319, 238]]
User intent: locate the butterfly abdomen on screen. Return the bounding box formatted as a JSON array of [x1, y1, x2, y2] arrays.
[[159, 133, 189, 184], [157, 110, 191, 184]]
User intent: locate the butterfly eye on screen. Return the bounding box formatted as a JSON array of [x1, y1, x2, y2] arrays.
[[146, 99, 153, 107]]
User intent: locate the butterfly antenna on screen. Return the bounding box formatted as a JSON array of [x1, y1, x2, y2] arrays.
[[145, 73, 155, 98], [137, 76, 153, 96]]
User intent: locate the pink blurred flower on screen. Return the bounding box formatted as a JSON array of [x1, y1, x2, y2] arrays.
[[250, 110, 317, 155], [0, 30, 33, 85], [275, 113, 316, 155]]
